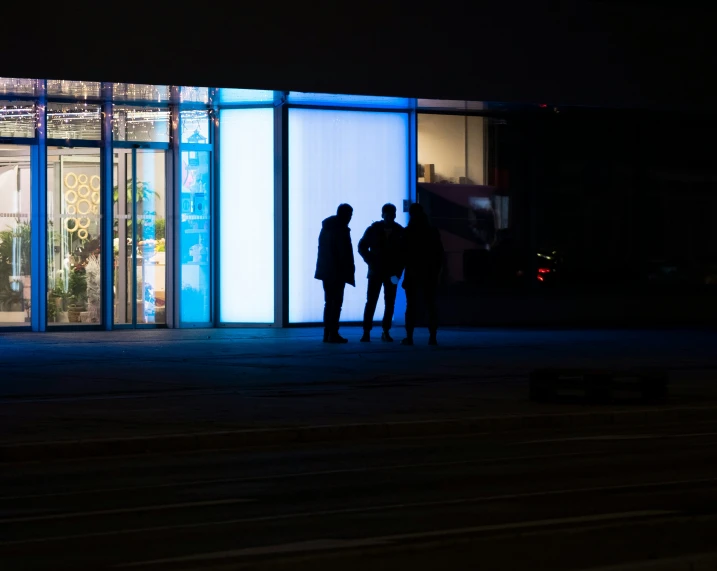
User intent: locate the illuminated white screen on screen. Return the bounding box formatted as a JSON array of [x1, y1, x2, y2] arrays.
[[289, 109, 409, 324], [219, 108, 274, 322], [219, 89, 275, 104]]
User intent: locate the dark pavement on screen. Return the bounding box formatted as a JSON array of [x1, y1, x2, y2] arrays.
[[1, 327, 717, 448], [2, 419, 717, 569], [2, 327, 717, 569]]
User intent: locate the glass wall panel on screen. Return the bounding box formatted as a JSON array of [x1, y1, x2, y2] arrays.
[[0, 145, 31, 327], [47, 103, 101, 140], [47, 148, 102, 325], [0, 101, 35, 138], [219, 108, 274, 323], [180, 87, 209, 104], [0, 78, 37, 97], [219, 89, 275, 105], [113, 150, 167, 325], [112, 83, 170, 102], [287, 92, 410, 109], [180, 150, 211, 323], [417, 115, 515, 287], [112, 106, 170, 143], [180, 110, 210, 144], [288, 109, 409, 323], [47, 80, 101, 99]]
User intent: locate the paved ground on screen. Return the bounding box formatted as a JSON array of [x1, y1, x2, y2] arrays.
[[3, 419, 717, 570], [1, 327, 717, 450]]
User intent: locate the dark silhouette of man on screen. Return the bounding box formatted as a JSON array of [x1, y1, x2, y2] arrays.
[[401, 203, 444, 346], [358, 203, 404, 342], [315, 203, 355, 343]]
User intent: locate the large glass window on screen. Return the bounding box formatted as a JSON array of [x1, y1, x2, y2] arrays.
[[180, 150, 211, 323], [417, 114, 513, 287], [0, 145, 31, 327], [112, 83, 170, 103], [47, 80, 101, 99], [47, 148, 102, 325], [0, 78, 37, 97], [112, 106, 170, 143], [180, 110, 210, 144], [114, 150, 167, 325], [219, 108, 274, 323], [219, 89, 275, 105], [0, 101, 35, 138], [288, 108, 409, 323], [47, 103, 102, 140], [287, 92, 410, 109]]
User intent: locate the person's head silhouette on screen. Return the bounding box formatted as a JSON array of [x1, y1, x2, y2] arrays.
[[381, 203, 397, 224], [337, 203, 353, 225]]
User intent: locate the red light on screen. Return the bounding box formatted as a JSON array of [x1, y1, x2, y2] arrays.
[[537, 275, 544, 282], [538, 268, 551, 274], [539, 104, 548, 108]]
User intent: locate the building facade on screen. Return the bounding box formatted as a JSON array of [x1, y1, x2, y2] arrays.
[[1, 78, 716, 332]]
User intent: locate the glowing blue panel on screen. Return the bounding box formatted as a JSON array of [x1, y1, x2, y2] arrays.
[[289, 109, 409, 324], [219, 89, 275, 105], [219, 108, 274, 322], [180, 150, 211, 323], [287, 92, 410, 109]]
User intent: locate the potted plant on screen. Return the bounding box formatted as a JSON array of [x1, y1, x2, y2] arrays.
[[67, 266, 87, 322]]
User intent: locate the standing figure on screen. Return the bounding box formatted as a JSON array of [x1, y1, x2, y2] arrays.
[[315, 204, 355, 343], [358, 203, 405, 342], [401, 203, 444, 346]]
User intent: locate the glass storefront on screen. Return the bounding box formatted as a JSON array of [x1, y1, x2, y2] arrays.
[[113, 150, 168, 325], [47, 148, 102, 325], [0, 145, 31, 327]]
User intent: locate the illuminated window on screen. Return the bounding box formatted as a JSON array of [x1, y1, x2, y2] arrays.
[[288, 108, 409, 323], [219, 109, 275, 323]]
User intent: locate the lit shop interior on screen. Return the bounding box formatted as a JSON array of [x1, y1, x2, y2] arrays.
[[0, 79, 507, 331]]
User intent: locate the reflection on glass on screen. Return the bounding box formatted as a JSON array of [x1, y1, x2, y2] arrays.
[[112, 83, 170, 102], [180, 86, 209, 104], [180, 110, 210, 144], [0, 145, 32, 327], [113, 150, 167, 325], [47, 80, 101, 99], [47, 103, 101, 140], [0, 78, 37, 96], [112, 106, 170, 143], [47, 148, 102, 325], [180, 150, 211, 322], [0, 101, 35, 138]]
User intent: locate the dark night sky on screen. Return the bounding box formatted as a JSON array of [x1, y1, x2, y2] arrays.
[[4, 1, 715, 110]]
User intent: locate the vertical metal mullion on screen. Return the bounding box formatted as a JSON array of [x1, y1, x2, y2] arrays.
[[408, 105, 417, 207], [168, 95, 181, 327], [131, 149, 138, 327], [273, 103, 287, 327], [31, 86, 47, 332], [101, 94, 114, 329], [212, 103, 220, 327]]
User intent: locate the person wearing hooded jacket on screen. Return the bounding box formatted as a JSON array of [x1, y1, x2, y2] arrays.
[[358, 203, 404, 342], [314, 203, 355, 343]]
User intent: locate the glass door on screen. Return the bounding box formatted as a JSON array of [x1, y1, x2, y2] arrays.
[[47, 148, 102, 326], [113, 149, 167, 326], [0, 145, 32, 327]]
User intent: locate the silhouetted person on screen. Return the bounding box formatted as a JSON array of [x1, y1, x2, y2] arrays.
[[358, 203, 404, 342], [315, 204, 355, 343], [401, 203, 444, 346]]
